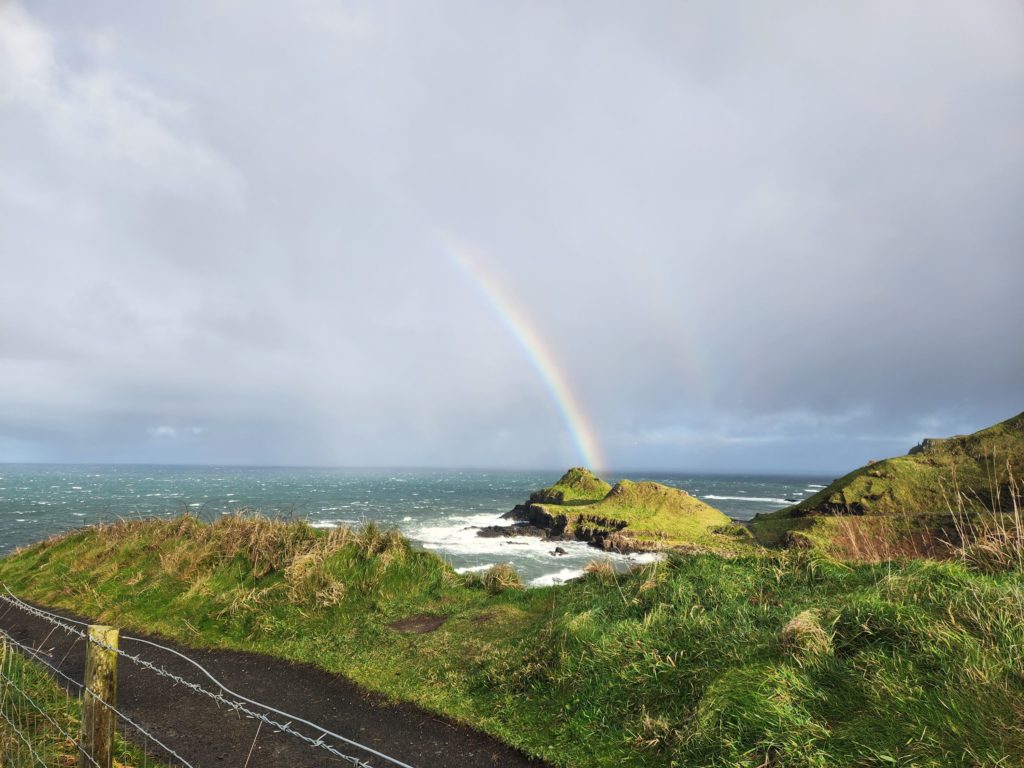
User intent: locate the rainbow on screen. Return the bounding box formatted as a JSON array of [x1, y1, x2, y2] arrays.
[[445, 239, 607, 471]]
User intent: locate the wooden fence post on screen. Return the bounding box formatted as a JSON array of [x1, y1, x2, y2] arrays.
[[81, 625, 118, 768]]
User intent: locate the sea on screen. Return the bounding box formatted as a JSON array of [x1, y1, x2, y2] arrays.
[[0, 465, 830, 586]]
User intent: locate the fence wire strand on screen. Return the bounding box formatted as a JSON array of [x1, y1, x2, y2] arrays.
[[0, 585, 417, 768], [1, 625, 83, 768], [0, 702, 49, 768], [0, 660, 102, 768]]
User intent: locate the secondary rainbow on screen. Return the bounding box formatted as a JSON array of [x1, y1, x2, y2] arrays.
[[445, 239, 607, 471]]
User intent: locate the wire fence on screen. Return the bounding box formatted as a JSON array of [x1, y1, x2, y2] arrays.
[[0, 586, 415, 768]]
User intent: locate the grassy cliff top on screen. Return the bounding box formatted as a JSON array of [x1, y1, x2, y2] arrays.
[[774, 411, 1024, 520], [529, 467, 612, 504], [749, 411, 1024, 555], [2, 514, 1023, 767]]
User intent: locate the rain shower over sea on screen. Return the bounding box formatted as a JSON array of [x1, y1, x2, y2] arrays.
[[0, 465, 830, 585]]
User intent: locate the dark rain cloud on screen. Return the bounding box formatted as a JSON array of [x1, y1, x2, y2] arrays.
[[1, 1, 1022, 472]]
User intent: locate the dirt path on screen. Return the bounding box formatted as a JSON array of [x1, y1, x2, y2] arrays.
[[0, 600, 547, 768]]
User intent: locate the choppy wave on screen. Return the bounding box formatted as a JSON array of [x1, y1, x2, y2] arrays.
[[454, 563, 494, 574], [0, 465, 831, 585], [530, 567, 586, 587], [703, 495, 792, 504], [406, 511, 664, 587]]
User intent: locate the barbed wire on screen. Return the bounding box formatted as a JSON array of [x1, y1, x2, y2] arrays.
[[83, 682, 198, 768], [118, 632, 413, 768], [86, 638, 382, 768], [0, 585, 417, 768], [0, 703, 49, 768], [2, 626, 194, 768], [1, 586, 88, 637], [0, 661, 101, 768], [0, 627, 84, 691]]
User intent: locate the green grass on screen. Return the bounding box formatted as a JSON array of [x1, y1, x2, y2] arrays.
[[529, 467, 613, 504], [523, 471, 748, 553], [537, 479, 743, 552], [2, 514, 1023, 767], [750, 411, 1024, 554], [1, 637, 164, 767]]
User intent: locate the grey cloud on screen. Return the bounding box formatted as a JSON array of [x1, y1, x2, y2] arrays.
[[1, 1, 1022, 472]]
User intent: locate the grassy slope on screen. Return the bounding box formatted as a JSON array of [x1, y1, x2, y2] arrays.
[[3, 516, 1024, 767], [750, 412, 1024, 553]]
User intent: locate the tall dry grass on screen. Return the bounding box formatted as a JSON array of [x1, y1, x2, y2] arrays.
[[948, 462, 1024, 573]]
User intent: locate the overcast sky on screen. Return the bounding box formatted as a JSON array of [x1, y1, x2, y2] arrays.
[[1, 1, 1022, 473]]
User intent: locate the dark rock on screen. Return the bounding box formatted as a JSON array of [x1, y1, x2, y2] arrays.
[[549, 546, 568, 556], [501, 504, 531, 521], [909, 438, 947, 455], [476, 523, 546, 539], [529, 488, 565, 504]]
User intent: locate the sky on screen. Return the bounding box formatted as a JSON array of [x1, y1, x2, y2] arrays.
[[0, 1, 1022, 474]]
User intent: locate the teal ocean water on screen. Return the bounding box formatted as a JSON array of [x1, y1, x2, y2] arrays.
[[0, 465, 829, 584]]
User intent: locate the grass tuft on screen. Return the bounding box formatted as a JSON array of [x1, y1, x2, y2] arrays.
[[779, 609, 833, 662], [583, 558, 617, 583], [480, 563, 522, 594]]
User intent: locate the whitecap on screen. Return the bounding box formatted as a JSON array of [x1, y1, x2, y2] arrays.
[[529, 567, 585, 587], [703, 495, 791, 503], [309, 519, 358, 529], [628, 552, 663, 565], [454, 563, 494, 574]]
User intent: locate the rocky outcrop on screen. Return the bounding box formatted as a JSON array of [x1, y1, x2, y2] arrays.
[[908, 438, 948, 456], [476, 523, 549, 539]]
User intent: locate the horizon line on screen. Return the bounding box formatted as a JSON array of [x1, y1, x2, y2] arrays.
[[0, 459, 842, 478]]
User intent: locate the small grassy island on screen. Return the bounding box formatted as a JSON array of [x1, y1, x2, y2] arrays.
[[496, 468, 750, 553], [1, 413, 1023, 766]]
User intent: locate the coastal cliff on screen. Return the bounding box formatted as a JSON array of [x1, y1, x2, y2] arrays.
[[749, 411, 1024, 555]]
